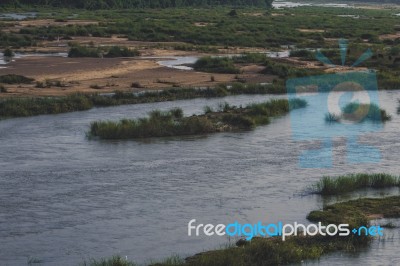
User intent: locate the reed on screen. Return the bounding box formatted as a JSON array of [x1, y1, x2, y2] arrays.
[[88, 98, 307, 140], [312, 173, 400, 196]]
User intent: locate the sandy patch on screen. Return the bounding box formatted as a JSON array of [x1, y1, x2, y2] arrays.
[[298, 28, 325, 33]]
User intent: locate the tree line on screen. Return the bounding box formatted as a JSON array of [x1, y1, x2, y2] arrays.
[[2, 0, 274, 9]]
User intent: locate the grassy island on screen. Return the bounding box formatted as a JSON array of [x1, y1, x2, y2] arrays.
[[88, 98, 307, 140]]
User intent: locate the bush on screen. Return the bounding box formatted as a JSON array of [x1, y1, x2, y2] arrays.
[[104, 46, 140, 58], [68, 46, 100, 58], [3, 48, 13, 57], [193, 57, 240, 74], [0, 85, 7, 93], [0, 74, 34, 84]]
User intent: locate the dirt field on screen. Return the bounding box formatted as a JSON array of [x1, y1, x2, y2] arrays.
[[0, 50, 274, 97]]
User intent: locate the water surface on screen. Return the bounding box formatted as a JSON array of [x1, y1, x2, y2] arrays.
[[0, 91, 399, 265]]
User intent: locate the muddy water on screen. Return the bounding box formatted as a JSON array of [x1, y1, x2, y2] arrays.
[[0, 91, 399, 265]]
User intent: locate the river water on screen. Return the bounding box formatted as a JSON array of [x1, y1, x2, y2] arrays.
[[0, 90, 399, 265]]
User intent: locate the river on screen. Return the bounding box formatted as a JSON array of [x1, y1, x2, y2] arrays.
[[0, 90, 399, 265]]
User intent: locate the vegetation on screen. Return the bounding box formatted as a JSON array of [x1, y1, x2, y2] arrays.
[[262, 59, 323, 78], [2, 6, 395, 49], [307, 196, 400, 228], [193, 57, 240, 74], [81, 255, 136, 266], [88, 98, 307, 139], [2, 0, 273, 9], [3, 48, 13, 57], [0, 94, 93, 118], [312, 173, 400, 196], [68, 45, 139, 58], [0, 84, 290, 118], [84, 195, 400, 265], [325, 103, 391, 123], [0, 85, 7, 93], [0, 74, 34, 84]]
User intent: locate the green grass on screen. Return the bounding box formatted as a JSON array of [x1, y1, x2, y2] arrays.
[[68, 45, 140, 58], [307, 196, 400, 228], [193, 57, 240, 74], [312, 173, 400, 196], [3, 48, 13, 57], [0, 94, 93, 118], [0, 84, 288, 119], [325, 103, 391, 123], [88, 98, 306, 139], [0, 74, 34, 84], [81, 255, 137, 266], [342, 102, 391, 122]]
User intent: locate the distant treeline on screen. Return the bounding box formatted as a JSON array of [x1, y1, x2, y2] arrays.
[[2, 0, 273, 9]]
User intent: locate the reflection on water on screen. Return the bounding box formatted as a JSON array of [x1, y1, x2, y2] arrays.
[[0, 91, 399, 265]]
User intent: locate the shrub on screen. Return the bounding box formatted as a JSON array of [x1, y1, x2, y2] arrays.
[[0, 74, 34, 84], [0, 85, 7, 93], [193, 57, 240, 74], [312, 173, 400, 196], [104, 46, 140, 58], [68, 46, 100, 58], [3, 48, 13, 57]]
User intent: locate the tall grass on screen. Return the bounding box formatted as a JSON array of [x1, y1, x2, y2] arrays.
[[89, 98, 307, 140], [193, 57, 240, 74], [0, 74, 34, 84], [81, 256, 136, 266], [342, 102, 391, 122], [0, 84, 286, 119], [325, 103, 391, 123], [0, 94, 93, 118], [313, 173, 400, 196]]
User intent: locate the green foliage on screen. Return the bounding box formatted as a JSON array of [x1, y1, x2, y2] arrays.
[[104, 46, 140, 58], [68, 45, 140, 58], [81, 255, 136, 266], [3, 0, 274, 9], [262, 59, 322, 78], [342, 102, 391, 122], [193, 57, 240, 74], [312, 173, 400, 196], [0, 84, 287, 119], [88, 98, 306, 140], [0, 94, 93, 118], [0, 74, 34, 84], [0, 85, 7, 93], [3, 48, 13, 57], [68, 45, 100, 58]]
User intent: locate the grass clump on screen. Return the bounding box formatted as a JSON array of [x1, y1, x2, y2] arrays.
[[0, 85, 8, 93], [81, 255, 136, 266], [325, 103, 391, 123], [88, 98, 306, 140], [193, 57, 240, 74], [0, 74, 34, 84], [0, 94, 93, 118], [342, 102, 391, 122], [104, 46, 140, 58], [307, 196, 400, 228], [3, 48, 13, 57], [312, 173, 400, 196], [68, 45, 100, 58], [68, 45, 139, 58], [325, 112, 341, 123]]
